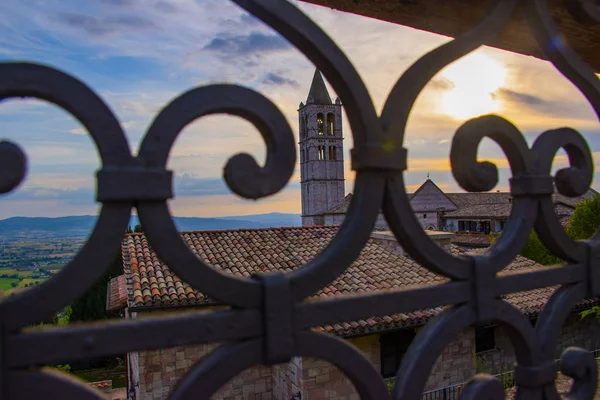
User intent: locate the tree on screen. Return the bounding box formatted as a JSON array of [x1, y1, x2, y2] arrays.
[[10, 282, 17, 288], [519, 231, 563, 266], [563, 195, 600, 323], [566, 195, 600, 240], [496, 195, 600, 266], [70, 223, 141, 322], [126, 224, 142, 233], [69, 248, 123, 322]]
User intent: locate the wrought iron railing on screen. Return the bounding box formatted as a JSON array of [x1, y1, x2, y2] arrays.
[[423, 348, 600, 399], [1, 0, 600, 398], [422, 383, 464, 400]]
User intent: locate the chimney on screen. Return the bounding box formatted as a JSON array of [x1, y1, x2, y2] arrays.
[[370, 231, 405, 256], [424, 230, 455, 252], [370, 230, 455, 255]]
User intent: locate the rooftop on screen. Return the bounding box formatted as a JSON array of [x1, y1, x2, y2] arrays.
[[306, 69, 332, 105], [325, 183, 597, 218], [114, 226, 599, 336]]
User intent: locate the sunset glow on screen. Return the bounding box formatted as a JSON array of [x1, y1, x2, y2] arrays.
[[439, 52, 507, 120]]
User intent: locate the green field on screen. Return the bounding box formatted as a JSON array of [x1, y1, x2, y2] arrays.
[[18, 278, 47, 288], [0, 278, 20, 291], [0, 268, 30, 277]]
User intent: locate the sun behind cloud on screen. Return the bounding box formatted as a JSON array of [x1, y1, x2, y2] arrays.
[[439, 52, 507, 120]]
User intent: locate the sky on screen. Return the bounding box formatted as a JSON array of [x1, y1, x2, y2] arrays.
[[0, 0, 598, 219]]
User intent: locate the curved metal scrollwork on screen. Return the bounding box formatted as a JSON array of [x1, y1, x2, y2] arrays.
[[0, 0, 599, 399]]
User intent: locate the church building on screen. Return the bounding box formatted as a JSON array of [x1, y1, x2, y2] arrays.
[[298, 69, 345, 227], [108, 69, 600, 400], [298, 72, 596, 241]]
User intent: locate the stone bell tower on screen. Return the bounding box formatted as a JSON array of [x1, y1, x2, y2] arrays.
[[298, 69, 345, 226]]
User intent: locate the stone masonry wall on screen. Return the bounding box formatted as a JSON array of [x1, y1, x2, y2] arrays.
[[272, 357, 303, 400], [137, 344, 274, 400], [557, 313, 600, 356], [423, 329, 475, 391], [134, 311, 600, 399], [301, 335, 379, 400], [472, 313, 600, 383]]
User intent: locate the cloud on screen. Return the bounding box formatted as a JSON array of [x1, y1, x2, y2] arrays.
[[240, 13, 260, 26], [57, 12, 158, 36], [429, 77, 455, 91], [495, 88, 544, 107], [2, 173, 299, 209], [154, 1, 179, 14], [67, 121, 135, 136], [203, 32, 291, 56], [68, 128, 87, 135], [174, 175, 230, 197], [174, 173, 300, 197], [262, 72, 298, 87], [3, 187, 95, 206], [100, 0, 137, 6], [495, 87, 596, 124]]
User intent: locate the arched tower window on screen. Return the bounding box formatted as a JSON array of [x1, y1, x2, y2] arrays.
[[317, 113, 324, 136], [303, 116, 308, 138], [328, 146, 336, 160], [327, 113, 334, 135], [318, 146, 325, 160]]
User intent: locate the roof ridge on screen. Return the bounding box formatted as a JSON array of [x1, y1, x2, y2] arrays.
[[179, 225, 337, 235]]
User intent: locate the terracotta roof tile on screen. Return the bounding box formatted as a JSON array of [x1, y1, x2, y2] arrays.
[[106, 275, 128, 311], [326, 188, 596, 218], [121, 227, 599, 336], [451, 233, 492, 248]]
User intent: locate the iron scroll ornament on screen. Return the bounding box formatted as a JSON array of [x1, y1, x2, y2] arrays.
[[0, 0, 599, 399]]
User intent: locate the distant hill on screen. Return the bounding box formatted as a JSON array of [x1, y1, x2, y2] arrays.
[[0, 213, 302, 239]]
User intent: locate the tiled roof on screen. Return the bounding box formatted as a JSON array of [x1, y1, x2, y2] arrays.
[[106, 275, 128, 312], [445, 192, 512, 208], [120, 226, 599, 336], [325, 194, 354, 214], [451, 233, 491, 248], [442, 203, 513, 218], [325, 187, 596, 219]]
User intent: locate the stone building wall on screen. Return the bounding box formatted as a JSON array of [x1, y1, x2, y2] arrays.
[[321, 212, 394, 231], [137, 343, 275, 400], [299, 329, 475, 398], [556, 313, 600, 356], [133, 312, 600, 399], [272, 357, 303, 400], [423, 329, 475, 391], [301, 335, 379, 400], [476, 326, 515, 376], [473, 314, 600, 380]]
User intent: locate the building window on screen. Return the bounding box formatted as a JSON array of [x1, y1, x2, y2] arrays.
[[327, 113, 335, 135], [300, 149, 305, 163], [317, 113, 324, 135], [328, 146, 336, 160], [475, 326, 495, 353], [301, 116, 308, 139], [423, 214, 427, 219], [318, 145, 325, 160], [380, 329, 416, 378]]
